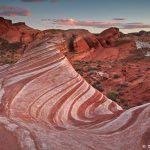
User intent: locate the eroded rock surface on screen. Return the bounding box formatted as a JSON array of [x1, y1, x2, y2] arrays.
[[0, 17, 41, 44], [97, 27, 120, 47], [0, 37, 149, 150]]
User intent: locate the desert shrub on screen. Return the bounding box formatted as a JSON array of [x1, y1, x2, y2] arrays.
[[82, 61, 89, 65], [9, 42, 22, 51], [92, 81, 104, 92], [116, 83, 128, 91], [95, 60, 102, 64], [113, 74, 120, 79], [1, 41, 22, 51], [117, 98, 125, 103], [76, 68, 83, 76], [0, 39, 22, 64], [93, 83, 104, 92], [88, 67, 97, 71], [106, 91, 119, 101], [123, 104, 131, 110]]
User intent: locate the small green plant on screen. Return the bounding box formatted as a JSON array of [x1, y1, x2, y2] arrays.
[[93, 83, 104, 92], [106, 91, 119, 101], [1, 41, 22, 51], [76, 68, 83, 76], [93, 81, 104, 92], [88, 67, 97, 71], [123, 104, 131, 110], [116, 83, 128, 91]]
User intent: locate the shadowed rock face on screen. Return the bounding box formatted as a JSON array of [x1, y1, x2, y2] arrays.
[[73, 33, 103, 52], [0, 37, 149, 150], [0, 17, 14, 35], [49, 29, 103, 52]]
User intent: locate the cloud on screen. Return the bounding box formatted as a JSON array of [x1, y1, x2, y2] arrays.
[[41, 18, 150, 29], [122, 22, 150, 29], [41, 18, 121, 28], [21, 0, 57, 2], [112, 18, 126, 21], [0, 5, 31, 16]]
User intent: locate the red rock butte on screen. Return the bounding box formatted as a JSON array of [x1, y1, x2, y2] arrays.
[[0, 37, 149, 150]]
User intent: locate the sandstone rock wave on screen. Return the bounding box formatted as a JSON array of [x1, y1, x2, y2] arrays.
[[0, 37, 149, 150]]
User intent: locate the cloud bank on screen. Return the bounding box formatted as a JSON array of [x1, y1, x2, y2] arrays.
[[0, 5, 31, 16], [41, 18, 150, 29]]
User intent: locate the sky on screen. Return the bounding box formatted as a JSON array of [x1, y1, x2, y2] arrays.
[[0, 0, 150, 33]]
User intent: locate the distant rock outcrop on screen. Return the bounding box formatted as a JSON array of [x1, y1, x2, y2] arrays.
[[0, 18, 138, 64], [0, 17, 45, 64], [130, 30, 150, 37], [63, 29, 97, 52], [0, 17, 14, 35], [0, 17, 41, 44], [43, 29, 103, 53], [72, 33, 103, 52], [97, 27, 120, 47]]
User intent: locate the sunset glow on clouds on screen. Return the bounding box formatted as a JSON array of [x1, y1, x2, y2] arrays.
[[41, 18, 150, 29], [0, 6, 31, 16]]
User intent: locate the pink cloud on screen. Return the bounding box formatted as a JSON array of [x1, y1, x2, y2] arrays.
[[41, 18, 150, 29], [0, 6, 31, 17], [41, 18, 121, 28]]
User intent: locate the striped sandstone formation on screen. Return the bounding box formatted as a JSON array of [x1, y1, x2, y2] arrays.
[[0, 37, 149, 150]]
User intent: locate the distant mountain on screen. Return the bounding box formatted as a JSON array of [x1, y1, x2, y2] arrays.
[[128, 30, 150, 36]]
